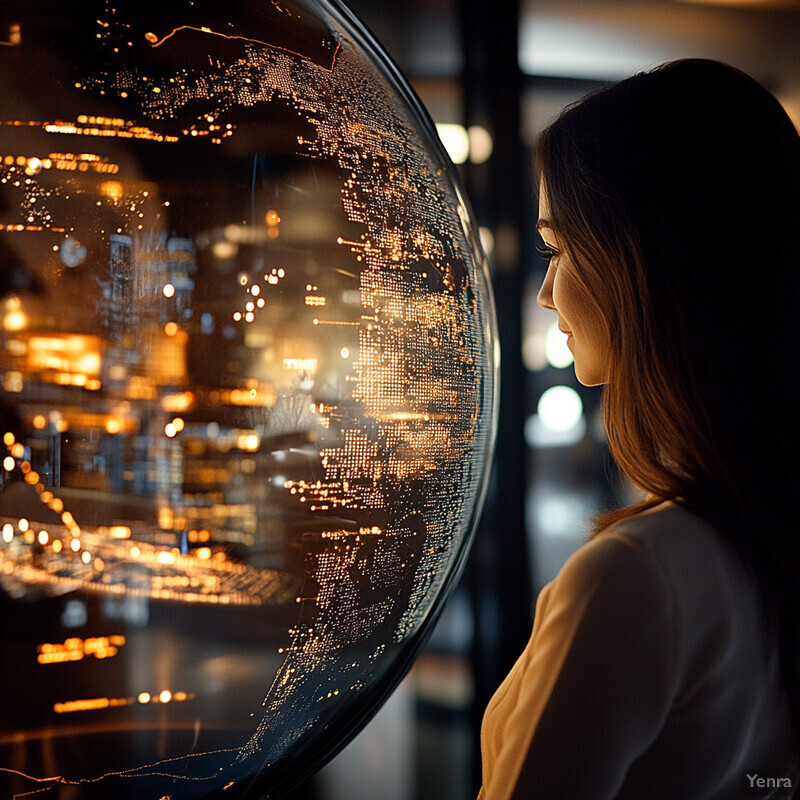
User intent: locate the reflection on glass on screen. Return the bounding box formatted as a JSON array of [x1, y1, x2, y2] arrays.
[[0, 1, 496, 797]]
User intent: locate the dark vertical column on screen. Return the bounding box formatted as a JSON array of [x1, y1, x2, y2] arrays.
[[459, 0, 533, 789]]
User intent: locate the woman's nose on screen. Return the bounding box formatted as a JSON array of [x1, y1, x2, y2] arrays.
[[537, 263, 556, 311]]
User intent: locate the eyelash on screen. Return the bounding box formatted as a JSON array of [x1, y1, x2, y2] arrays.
[[536, 244, 559, 262]]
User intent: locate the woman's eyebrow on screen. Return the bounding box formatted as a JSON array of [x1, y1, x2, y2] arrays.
[[536, 219, 552, 232]]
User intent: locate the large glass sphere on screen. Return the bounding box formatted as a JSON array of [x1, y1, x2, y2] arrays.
[[0, 1, 497, 797]]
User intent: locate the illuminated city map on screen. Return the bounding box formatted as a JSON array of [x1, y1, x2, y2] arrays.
[[0, 1, 496, 797]]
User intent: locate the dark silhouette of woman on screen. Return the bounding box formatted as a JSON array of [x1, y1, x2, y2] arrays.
[[479, 59, 800, 799]]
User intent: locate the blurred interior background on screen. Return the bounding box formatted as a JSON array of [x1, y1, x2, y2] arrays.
[[291, 0, 800, 796]]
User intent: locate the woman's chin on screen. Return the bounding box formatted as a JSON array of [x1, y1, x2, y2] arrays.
[[574, 364, 608, 387]]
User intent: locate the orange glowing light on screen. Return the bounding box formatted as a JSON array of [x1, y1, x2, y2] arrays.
[[38, 635, 125, 665], [27, 334, 102, 376], [142, 25, 342, 70], [161, 391, 195, 412], [36, 118, 177, 144], [54, 697, 111, 714], [3, 308, 27, 331], [237, 432, 260, 452], [24, 157, 43, 176], [100, 180, 124, 199]]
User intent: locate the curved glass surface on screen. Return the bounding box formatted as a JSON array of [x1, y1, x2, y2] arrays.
[[0, 1, 497, 797]]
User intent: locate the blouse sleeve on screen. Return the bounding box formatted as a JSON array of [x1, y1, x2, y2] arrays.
[[478, 531, 680, 800]]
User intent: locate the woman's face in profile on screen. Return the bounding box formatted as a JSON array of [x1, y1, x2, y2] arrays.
[[536, 181, 610, 387]]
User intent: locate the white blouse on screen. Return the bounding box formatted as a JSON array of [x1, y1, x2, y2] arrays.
[[478, 502, 798, 799]]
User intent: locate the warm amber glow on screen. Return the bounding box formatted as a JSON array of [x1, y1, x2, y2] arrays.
[[27, 335, 102, 376], [21, 116, 180, 144], [161, 391, 195, 412], [236, 432, 260, 452], [282, 358, 317, 371], [51, 686, 193, 714], [3, 308, 27, 331], [54, 697, 113, 714], [100, 179, 124, 199], [38, 635, 126, 665]]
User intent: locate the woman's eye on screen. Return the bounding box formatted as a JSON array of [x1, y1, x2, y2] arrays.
[[536, 243, 559, 261]]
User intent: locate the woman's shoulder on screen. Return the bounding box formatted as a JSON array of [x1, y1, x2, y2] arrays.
[[531, 505, 685, 645], [552, 501, 762, 655], [559, 501, 720, 586], [601, 499, 718, 544], [595, 501, 747, 590]]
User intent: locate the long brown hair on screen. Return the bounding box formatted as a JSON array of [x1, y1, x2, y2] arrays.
[[535, 59, 800, 723]]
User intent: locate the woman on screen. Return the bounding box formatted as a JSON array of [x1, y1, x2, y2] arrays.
[[478, 59, 800, 799]]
